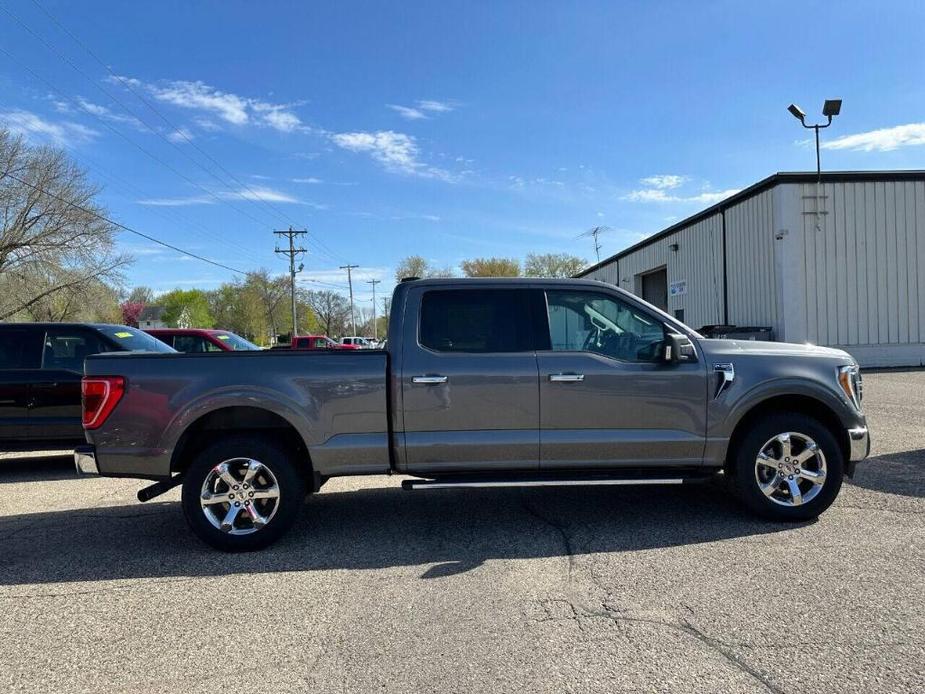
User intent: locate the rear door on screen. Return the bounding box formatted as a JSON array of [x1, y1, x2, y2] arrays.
[[399, 286, 540, 473], [31, 327, 112, 441], [0, 327, 44, 443], [537, 288, 707, 468]]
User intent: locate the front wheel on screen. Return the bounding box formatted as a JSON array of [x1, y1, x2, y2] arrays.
[[730, 414, 844, 521], [181, 436, 306, 551]]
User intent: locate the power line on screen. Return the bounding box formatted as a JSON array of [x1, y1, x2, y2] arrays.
[[0, 17, 284, 237], [0, 43, 275, 265], [5, 2, 352, 272], [1, 169, 247, 275], [274, 227, 307, 336], [27, 0, 305, 232]]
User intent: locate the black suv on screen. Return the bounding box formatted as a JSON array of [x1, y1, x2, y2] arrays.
[[0, 323, 174, 451]]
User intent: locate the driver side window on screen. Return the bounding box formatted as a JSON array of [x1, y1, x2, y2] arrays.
[[545, 290, 665, 363]]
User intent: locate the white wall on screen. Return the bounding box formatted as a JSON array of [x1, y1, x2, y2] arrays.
[[583, 175, 925, 367]]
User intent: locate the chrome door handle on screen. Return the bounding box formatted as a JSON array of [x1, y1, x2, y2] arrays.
[[412, 375, 448, 384], [549, 373, 584, 382]]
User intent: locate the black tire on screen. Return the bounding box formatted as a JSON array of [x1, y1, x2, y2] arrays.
[[181, 435, 306, 551], [730, 413, 844, 521]]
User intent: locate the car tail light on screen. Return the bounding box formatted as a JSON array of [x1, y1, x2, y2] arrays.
[[82, 376, 125, 429]]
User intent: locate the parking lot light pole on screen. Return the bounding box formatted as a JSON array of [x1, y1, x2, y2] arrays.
[[788, 100, 841, 229]]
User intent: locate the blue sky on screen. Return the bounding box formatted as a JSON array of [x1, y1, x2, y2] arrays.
[[2, 0, 924, 305]]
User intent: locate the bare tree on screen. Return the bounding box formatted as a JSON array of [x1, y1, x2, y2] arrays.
[[0, 130, 130, 320], [302, 289, 351, 337]]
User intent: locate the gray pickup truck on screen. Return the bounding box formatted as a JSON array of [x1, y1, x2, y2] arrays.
[[76, 278, 870, 550]]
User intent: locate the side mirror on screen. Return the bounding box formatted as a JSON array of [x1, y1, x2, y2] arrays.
[[664, 332, 697, 363]]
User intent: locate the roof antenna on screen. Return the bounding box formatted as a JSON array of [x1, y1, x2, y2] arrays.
[[577, 225, 612, 263]]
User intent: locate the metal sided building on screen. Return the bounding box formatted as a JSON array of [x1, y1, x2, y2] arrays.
[[578, 171, 925, 367]]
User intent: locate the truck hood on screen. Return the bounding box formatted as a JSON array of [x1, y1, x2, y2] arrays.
[[701, 338, 854, 362]]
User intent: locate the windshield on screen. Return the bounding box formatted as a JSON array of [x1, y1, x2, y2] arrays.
[[99, 325, 175, 353], [212, 332, 261, 351]]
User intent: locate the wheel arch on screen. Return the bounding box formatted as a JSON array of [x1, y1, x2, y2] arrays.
[[723, 394, 850, 477], [170, 406, 317, 485]]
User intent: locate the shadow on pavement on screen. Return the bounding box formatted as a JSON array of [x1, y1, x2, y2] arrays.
[[0, 456, 78, 484], [848, 448, 925, 498], [1, 483, 801, 587]]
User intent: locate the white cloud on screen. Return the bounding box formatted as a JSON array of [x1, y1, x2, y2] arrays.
[[166, 126, 193, 143], [331, 130, 453, 180], [623, 187, 740, 204], [136, 195, 215, 206], [0, 109, 99, 146], [640, 174, 687, 190], [821, 123, 925, 152], [292, 177, 323, 184], [417, 100, 454, 113], [387, 99, 455, 120], [110, 76, 306, 133], [388, 104, 427, 120], [220, 186, 300, 203]]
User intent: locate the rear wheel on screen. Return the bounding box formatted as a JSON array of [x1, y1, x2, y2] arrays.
[[181, 436, 305, 551], [730, 413, 843, 521]]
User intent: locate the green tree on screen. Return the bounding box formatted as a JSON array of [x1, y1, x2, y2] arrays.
[[460, 257, 521, 277], [160, 289, 213, 328], [524, 253, 587, 278]]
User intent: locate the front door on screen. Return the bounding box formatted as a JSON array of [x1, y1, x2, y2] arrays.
[[400, 287, 540, 473], [538, 288, 707, 468]]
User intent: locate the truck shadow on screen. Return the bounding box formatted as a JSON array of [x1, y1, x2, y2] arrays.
[[0, 483, 806, 587], [0, 456, 78, 484], [846, 448, 925, 498]]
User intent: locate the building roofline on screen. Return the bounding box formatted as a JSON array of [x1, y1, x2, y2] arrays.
[[577, 169, 925, 277]]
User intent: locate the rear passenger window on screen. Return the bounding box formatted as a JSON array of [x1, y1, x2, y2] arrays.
[[420, 289, 533, 353], [0, 329, 43, 369], [42, 329, 107, 372]]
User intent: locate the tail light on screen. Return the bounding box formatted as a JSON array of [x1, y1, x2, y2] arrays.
[[82, 376, 125, 429]]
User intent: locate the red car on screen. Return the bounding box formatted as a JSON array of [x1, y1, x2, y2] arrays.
[[291, 335, 358, 350], [145, 328, 261, 353]]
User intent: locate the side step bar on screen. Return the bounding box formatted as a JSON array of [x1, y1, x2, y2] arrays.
[[402, 473, 713, 491]]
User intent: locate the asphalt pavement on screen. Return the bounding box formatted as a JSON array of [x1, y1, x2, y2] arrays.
[[1, 369, 922, 693]]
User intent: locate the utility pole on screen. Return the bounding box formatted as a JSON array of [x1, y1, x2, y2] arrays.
[[367, 279, 381, 340], [339, 264, 359, 335], [274, 227, 307, 339]]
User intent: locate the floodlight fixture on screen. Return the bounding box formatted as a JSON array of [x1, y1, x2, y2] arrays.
[[822, 99, 842, 117]]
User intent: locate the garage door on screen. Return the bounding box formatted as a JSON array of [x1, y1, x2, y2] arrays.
[[640, 268, 668, 311]]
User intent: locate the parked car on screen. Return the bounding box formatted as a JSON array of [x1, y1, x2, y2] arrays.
[[340, 336, 374, 348], [291, 334, 358, 350], [0, 323, 174, 450], [145, 328, 261, 353], [76, 277, 869, 551]]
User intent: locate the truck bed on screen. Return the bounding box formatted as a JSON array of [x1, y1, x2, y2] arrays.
[[84, 349, 390, 479]]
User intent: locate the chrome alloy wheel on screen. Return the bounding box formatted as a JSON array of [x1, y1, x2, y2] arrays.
[[754, 432, 827, 507], [200, 458, 281, 535]]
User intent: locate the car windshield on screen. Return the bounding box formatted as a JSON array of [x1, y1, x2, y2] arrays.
[[99, 325, 175, 352], [212, 332, 261, 351]]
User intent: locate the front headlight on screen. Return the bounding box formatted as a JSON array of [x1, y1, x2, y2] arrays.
[[837, 365, 862, 410]]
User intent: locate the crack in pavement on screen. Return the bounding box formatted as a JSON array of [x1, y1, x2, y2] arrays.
[[518, 499, 791, 694], [519, 495, 577, 585]]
